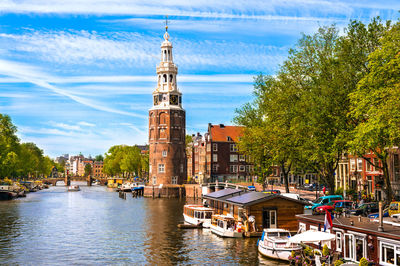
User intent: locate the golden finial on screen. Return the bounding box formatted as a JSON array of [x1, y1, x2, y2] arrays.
[[165, 15, 168, 32]]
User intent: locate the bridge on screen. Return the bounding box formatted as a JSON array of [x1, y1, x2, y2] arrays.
[[200, 181, 251, 195], [42, 176, 107, 186]]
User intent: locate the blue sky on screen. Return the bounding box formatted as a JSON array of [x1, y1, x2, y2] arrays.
[[0, 1, 399, 158]]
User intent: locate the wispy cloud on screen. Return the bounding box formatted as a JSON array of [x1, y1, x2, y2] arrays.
[[0, 59, 147, 118]]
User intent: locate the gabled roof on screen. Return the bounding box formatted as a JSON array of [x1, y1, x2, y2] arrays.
[[203, 188, 243, 199], [226, 192, 309, 207], [209, 124, 244, 142]]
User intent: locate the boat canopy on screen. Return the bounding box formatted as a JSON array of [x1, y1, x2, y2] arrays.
[[287, 230, 335, 244]]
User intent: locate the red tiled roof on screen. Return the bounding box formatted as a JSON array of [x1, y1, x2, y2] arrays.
[[210, 124, 244, 142]]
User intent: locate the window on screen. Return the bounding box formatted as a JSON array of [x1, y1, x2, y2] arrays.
[[299, 222, 306, 233], [230, 144, 237, 152], [374, 158, 379, 170], [206, 144, 211, 152], [239, 165, 245, 172], [180, 164, 183, 173], [366, 160, 372, 171], [357, 158, 363, 171], [172, 176, 178, 184], [152, 176, 157, 185], [344, 234, 355, 261], [149, 164, 152, 173], [350, 159, 356, 171], [158, 164, 165, 173], [230, 165, 238, 173], [212, 164, 218, 172], [213, 143, 218, 151], [239, 155, 245, 162], [162, 150, 167, 157], [227, 136, 232, 141], [381, 243, 396, 265], [213, 154, 218, 162], [336, 232, 342, 252], [230, 154, 238, 162]]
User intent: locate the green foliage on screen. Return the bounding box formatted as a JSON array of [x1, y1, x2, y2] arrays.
[[103, 145, 146, 179], [334, 259, 344, 266], [94, 154, 104, 162], [359, 257, 368, 266], [322, 244, 330, 256], [304, 246, 313, 256], [349, 20, 398, 202], [84, 163, 92, 177], [335, 187, 344, 195]]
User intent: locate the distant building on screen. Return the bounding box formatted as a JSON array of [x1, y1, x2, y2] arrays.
[[187, 124, 254, 183]]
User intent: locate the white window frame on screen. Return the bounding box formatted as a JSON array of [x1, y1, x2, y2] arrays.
[[162, 150, 167, 157], [171, 176, 178, 184], [213, 154, 218, 162], [299, 222, 306, 233], [212, 164, 218, 172], [230, 154, 238, 162], [335, 232, 342, 252], [239, 165, 245, 172], [230, 165, 238, 173], [213, 143, 218, 151], [378, 238, 400, 266], [239, 155, 245, 162], [357, 158, 363, 172], [344, 233, 355, 261], [350, 159, 356, 171], [158, 164, 165, 173], [230, 144, 237, 152], [310, 225, 318, 232], [152, 176, 157, 185]]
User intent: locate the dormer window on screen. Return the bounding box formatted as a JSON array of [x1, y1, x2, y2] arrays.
[[227, 136, 232, 141]]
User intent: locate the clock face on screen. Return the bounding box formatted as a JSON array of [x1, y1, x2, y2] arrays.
[[153, 95, 159, 105], [170, 94, 178, 105]]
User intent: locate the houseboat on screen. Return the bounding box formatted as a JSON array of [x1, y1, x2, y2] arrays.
[[120, 182, 133, 192], [203, 190, 307, 235], [258, 228, 301, 261], [67, 185, 80, 191], [107, 178, 124, 188], [0, 185, 18, 200], [210, 214, 243, 238], [183, 205, 214, 227]]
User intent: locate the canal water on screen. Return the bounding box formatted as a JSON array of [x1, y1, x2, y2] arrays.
[[0, 182, 287, 265]]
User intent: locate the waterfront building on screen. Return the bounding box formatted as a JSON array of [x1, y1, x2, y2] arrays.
[[296, 213, 400, 265], [148, 25, 186, 186], [93, 161, 107, 179], [204, 189, 306, 233]]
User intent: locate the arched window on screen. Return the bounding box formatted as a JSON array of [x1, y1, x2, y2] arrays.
[[170, 74, 173, 83], [159, 112, 167, 125], [163, 74, 167, 83], [168, 50, 171, 61], [163, 50, 167, 61]]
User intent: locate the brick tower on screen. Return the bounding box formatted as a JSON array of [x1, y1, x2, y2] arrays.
[[148, 24, 186, 186]]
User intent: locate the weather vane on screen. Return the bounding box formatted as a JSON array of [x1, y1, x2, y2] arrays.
[[165, 15, 168, 31]]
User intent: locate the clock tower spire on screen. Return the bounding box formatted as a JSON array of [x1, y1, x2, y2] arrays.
[[148, 21, 186, 187]]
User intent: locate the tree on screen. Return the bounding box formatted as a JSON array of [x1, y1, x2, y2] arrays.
[[95, 154, 104, 162], [120, 146, 142, 178], [84, 163, 92, 177], [0, 114, 20, 178], [349, 21, 399, 202]]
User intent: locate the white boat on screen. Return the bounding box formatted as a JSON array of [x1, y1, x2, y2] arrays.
[[131, 182, 145, 191], [209, 214, 243, 238], [258, 228, 301, 261], [183, 205, 214, 228], [67, 185, 80, 192], [120, 182, 133, 192]]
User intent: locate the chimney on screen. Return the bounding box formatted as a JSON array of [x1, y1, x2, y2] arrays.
[[219, 124, 224, 128]]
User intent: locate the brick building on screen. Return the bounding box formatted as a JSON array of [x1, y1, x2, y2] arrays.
[[92, 161, 107, 179], [187, 124, 254, 183], [148, 26, 186, 186]]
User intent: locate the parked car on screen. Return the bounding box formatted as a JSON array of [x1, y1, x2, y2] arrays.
[[314, 200, 354, 214], [389, 201, 400, 217], [247, 186, 256, 191], [281, 193, 300, 200], [262, 190, 281, 195], [368, 208, 389, 219], [305, 195, 344, 213], [349, 202, 379, 217]]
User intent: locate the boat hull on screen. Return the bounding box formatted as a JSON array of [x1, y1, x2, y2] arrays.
[[258, 242, 301, 261], [183, 214, 211, 228], [210, 224, 243, 238], [0, 191, 17, 200]]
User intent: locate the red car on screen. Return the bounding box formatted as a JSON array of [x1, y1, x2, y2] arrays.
[[314, 200, 354, 214]]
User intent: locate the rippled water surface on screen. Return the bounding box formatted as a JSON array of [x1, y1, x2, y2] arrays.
[[0, 182, 286, 265]]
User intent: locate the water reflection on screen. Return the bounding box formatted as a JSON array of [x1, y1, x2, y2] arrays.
[[0, 183, 286, 265]]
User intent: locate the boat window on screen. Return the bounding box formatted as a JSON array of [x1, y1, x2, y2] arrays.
[[200, 212, 204, 219], [205, 212, 212, 219], [279, 232, 290, 238], [268, 232, 279, 237]]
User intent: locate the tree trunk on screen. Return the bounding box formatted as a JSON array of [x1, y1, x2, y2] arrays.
[[382, 159, 393, 204]]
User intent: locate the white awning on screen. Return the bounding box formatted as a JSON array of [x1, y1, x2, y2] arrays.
[[288, 230, 335, 244]]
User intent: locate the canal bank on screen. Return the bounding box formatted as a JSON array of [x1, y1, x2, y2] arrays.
[[0, 182, 285, 265]]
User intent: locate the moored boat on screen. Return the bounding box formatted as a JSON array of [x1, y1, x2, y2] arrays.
[[258, 228, 301, 261], [183, 205, 214, 228], [67, 185, 80, 192], [120, 182, 133, 192], [209, 214, 243, 238], [0, 185, 18, 200]]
